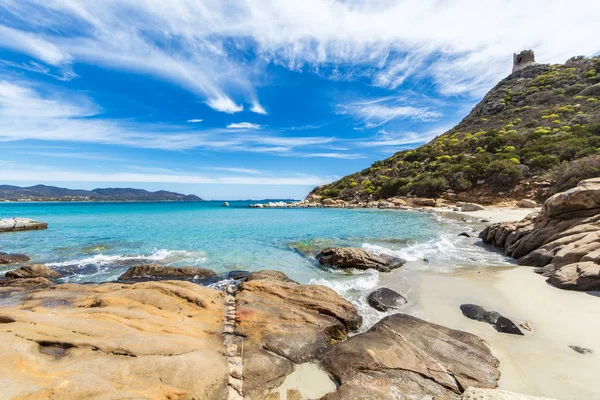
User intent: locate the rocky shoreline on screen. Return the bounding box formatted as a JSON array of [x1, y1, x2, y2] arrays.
[[0, 218, 48, 233], [482, 178, 600, 291], [2, 180, 599, 398]]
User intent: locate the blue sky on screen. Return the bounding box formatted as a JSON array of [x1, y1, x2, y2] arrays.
[[1, 1, 598, 199]]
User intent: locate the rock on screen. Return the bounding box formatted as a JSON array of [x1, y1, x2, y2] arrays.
[[391, 198, 408, 206], [223, 202, 230, 207], [462, 387, 555, 399], [377, 201, 393, 209], [462, 203, 485, 212], [235, 271, 361, 398], [0, 253, 30, 265], [569, 345, 593, 354], [547, 262, 600, 291], [459, 232, 472, 238], [409, 198, 436, 207], [460, 304, 523, 335], [5, 264, 61, 279], [319, 314, 500, 399], [0, 277, 55, 290], [481, 178, 600, 291], [316, 247, 405, 272], [0, 281, 229, 399], [322, 198, 337, 206], [518, 199, 538, 208], [118, 264, 217, 281], [245, 269, 296, 283], [367, 288, 407, 312], [543, 178, 600, 219], [0, 218, 48, 232]]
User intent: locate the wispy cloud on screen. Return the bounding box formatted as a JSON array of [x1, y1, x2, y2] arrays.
[[337, 96, 442, 128], [362, 126, 451, 148], [209, 167, 262, 175], [187, 119, 203, 123], [227, 122, 262, 129], [0, 80, 335, 154], [0, 0, 597, 109], [300, 152, 365, 159], [2, 167, 331, 186]]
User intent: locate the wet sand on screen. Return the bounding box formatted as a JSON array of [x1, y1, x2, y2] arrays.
[[404, 267, 600, 400]]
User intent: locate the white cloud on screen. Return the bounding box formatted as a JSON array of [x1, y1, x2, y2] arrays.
[[0, 80, 336, 153], [363, 126, 451, 147], [250, 102, 268, 115], [227, 122, 262, 129], [209, 167, 262, 174], [187, 119, 203, 123], [338, 97, 442, 128], [0, 0, 597, 107], [1, 167, 330, 186], [300, 153, 365, 159]]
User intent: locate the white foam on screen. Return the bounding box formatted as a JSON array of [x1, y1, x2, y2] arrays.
[[309, 269, 379, 295], [47, 248, 207, 268]]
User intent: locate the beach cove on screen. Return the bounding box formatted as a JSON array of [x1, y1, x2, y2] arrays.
[[1, 200, 599, 399]]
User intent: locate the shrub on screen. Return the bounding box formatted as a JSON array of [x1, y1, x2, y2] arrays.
[[545, 155, 600, 196], [486, 159, 523, 187], [529, 155, 560, 172], [407, 177, 449, 202]]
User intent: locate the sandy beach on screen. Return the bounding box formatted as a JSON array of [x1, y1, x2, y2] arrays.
[[432, 205, 541, 224]]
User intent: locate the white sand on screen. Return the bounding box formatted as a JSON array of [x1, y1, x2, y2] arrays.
[[406, 267, 600, 400], [432, 206, 540, 224]]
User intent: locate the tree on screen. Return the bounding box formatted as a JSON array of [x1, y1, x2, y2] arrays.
[[408, 177, 449, 205]]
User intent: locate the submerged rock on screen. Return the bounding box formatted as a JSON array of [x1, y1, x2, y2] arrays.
[[367, 287, 407, 312], [319, 314, 500, 399], [118, 264, 217, 281], [316, 247, 405, 272], [460, 304, 523, 335], [0, 253, 30, 265], [0, 218, 48, 232], [5, 264, 61, 279], [459, 232, 472, 238], [481, 178, 600, 291]]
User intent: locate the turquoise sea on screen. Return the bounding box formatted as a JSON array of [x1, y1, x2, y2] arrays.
[[0, 201, 513, 325]]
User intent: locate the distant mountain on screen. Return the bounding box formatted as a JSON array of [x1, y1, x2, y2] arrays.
[[0, 185, 203, 202], [309, 52, 600, 203]]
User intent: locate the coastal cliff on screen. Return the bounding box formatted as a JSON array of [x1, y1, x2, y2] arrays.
[[309, 53, 600, 204]]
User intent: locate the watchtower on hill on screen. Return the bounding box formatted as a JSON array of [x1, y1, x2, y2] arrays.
[[513, 50, 536, 73]]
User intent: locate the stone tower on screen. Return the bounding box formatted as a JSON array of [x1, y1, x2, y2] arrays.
[[512, 50, 536, 73]]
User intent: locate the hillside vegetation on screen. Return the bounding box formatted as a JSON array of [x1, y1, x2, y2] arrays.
[[310, 56, 600, 203]]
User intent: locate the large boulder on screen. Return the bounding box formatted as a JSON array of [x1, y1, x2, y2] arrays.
[[0, 281, 229, 399], [409, 198, 436, 207], [462, 203, 486, 212], [316, 247, 405, 272], [234, 271, 361, 398], [319, 314, 500, 399], [322, 198, 337, 206], [367, 287, 407, 312], [517, 199, 538, 208], [118, 264, 217, 281], [0, 253, 30, 265], [542, 178, 600, 219], [0, 277, 55, 291], [0, 218, 48, 232], [5, 264, 61, 279], [481, 178, 600, 291]]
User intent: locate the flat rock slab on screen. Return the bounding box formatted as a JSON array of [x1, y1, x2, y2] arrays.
[[0, 218, 48, 232], [118, 264, 217, 281], [320, 313, 500, 399], [0, 280, 229, 399]]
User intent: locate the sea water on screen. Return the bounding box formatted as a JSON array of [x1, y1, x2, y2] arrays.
[[0, 201, 514, 327]]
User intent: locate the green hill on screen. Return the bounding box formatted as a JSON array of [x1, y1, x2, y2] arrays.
[[309, 54, 600, 204]]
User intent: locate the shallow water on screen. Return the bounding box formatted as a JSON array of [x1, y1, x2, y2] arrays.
[[0, 201, 513, 327]]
